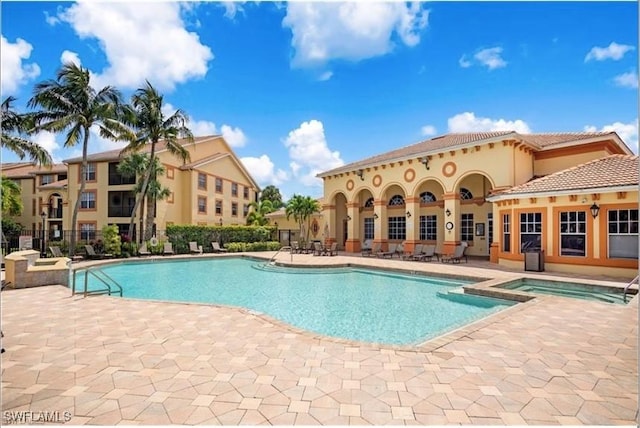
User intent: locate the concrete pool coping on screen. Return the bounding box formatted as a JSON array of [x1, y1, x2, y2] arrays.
[[3, 251, 637, 425]]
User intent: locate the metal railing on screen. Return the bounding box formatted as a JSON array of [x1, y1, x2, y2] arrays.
[[268, 246, 292, 264], [72, 266, 123, 297], [623, 274, 638, 303]]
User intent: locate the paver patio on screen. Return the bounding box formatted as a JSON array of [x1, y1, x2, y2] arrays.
[[1, 253, 637, 425]]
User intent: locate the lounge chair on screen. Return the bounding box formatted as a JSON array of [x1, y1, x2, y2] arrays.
[[49, 246, 64, 258], [394, 242, 406, 258], [312, 242, 324, 256], [441, 242, 468, 264], [85, 244, 113, 260], [211, 242, 228, 253], [326, 242, 338, 256], [418, 244, 437, 262], [361, 239, 373, 257], [163, 242, 175, 256], [290, 241, 299, 253], [138, 242, 151, 256], [189, 241, 203, 254], [376, 243, 396, 259], [403, 244, 423, 260]]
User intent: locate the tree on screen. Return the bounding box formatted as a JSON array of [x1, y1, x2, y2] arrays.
[[285, 195, 320, 245], [28, 63, 126, 255], [246, 199, 275, 226], [260, 185, 284, 209], [1, 176, 23, 217], [118, 81, 192, 242], [1, 96, 52, 166]]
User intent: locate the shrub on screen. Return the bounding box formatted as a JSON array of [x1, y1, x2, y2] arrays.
[[102, 225, 122, 257], [224, 241, 281, 253], [166, 225, 277, 254]]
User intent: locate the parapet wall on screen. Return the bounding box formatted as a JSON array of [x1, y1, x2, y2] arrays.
[[4, 250, 70, 288]]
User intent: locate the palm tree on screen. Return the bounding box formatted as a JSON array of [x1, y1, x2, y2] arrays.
[[285, 195, 320, 245], [119, 81, 192, 242], [1, 176, 23, 217], [246, 199, 275, 226], [1, 96, 52, 166], [28, 63, 126, 255], [117, 153, 171, 238]]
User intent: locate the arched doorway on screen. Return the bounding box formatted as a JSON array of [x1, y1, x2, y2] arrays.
[[47, 192, 64, 241], [356, 188, 375, 246], [413, 179, 446, 247], [455, 173, 494, 256]]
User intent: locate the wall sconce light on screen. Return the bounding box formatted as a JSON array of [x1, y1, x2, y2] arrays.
[[274, 222, 278, 228], [346, 215, 352, 221], [355, 169, 365, 181], [590, 203, 600, 219], [419, 157, 430, 170], [406, 211, 411, 218], [445, 208, 451, 217], [373, 213, 379, 220]]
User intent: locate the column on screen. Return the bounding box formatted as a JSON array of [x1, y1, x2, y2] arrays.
[[374, 199, 388, 250], [345, 202, 361, 252], [322, 204, 336, 247], [442, 192, 461, 255], [404, 197, 420, 252]]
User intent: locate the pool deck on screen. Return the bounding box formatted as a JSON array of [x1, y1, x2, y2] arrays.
[[1, 252, 638, 425]]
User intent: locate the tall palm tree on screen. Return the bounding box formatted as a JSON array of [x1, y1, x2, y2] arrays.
[[28, 63, 126, 255], [1, 96, 52, 166], [1, 176, 23, 217], [246, 199, 275, 226], [119, 81, 192, 242], [117, 153, 171, 238], [285, 195, 320, 245]]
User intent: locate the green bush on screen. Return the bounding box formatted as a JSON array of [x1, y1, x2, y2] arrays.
[[102, 224, 122, 257], [224, 241, 281, 253], [166, 225, 277, 254]]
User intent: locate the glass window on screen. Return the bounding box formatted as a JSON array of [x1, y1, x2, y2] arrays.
[[231, 202, 238, 216], [388, 195, 405, 206], [243, 186, 249, 199], [108, 191, 135, 217], [215, 177, 223, 193], [243, 204, 249, 217], [608, 209, 639, 259], [231, 183, 238, 197], [460, 188, 473, 200], [198, 173, 207, 190], [40, 175, 54, 185], [80, 192, 95, 209], [461, 213, 474, 242], [419, 215, 437, 241], [502, 214, 511, 252], [559, 211, 586, 257], [108, 162, 136, 185], [79, 223, 96, 241], [387, 216, 406, 240], [520, 212, 542, 252], [83, 163, 96, 181], [363, 197, 374, 208], [197, 196, 207, 214], [215, 200, 222, 215], [419, 191, 436, 203], [364, 218, 374, 240]]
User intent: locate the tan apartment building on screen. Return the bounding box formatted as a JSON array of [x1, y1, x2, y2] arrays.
[[3, 135, 260, 242], [316, 131, 638, 278]]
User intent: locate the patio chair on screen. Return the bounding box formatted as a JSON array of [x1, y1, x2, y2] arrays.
[[417, 244, 437, 262], [313, 242, 324, 256], [49, 246, 64, 258], [394, 241, 406, 258], [189, 241, 203, 254], [441, 242, 468, 264], [326, 242, 338, 256], [138, 242, 151, 256], [211, 242, 228, 253], [403, 244, 423, 260], [361, 239, 373, 257], [84, 244, 113, 260], [376, 243, 396, 259], [163, 242, 175, 256]]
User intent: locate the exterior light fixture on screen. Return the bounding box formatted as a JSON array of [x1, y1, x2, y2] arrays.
[[590, 203, 600, 219], [356, 169, 365, 181], [419, 157, 430, 170], [445, 208, 451, 217], [373, 213, 379, 220], [406, 211, 411, 218], [346, 215, 352, 221]]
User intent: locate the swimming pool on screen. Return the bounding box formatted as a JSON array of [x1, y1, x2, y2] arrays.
[[82, 258, 514, 345], [496, 278, 632, 305]]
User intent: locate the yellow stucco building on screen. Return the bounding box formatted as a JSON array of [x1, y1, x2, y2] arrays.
[[317, 131, 638, 278], [3, 135, 260, 242]]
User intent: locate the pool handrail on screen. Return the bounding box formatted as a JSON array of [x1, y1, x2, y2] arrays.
[[72, 266, 123, 297], [268, 246, 292, 264], [623, 275, 638, 303]]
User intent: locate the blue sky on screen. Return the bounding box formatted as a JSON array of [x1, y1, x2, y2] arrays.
[[1, 1, 638, 199]]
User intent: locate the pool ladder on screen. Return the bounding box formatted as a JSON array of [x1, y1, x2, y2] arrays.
[[267, 246, 293, 265], [71, 266, 123, 297], [623, 275, 638, 303]]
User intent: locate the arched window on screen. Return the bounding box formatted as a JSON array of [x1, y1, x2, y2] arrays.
[[420, 191, 436, 203], [363, 197, 374, 208], [460, 188, 473, 200], [388, 195, 405, 206]]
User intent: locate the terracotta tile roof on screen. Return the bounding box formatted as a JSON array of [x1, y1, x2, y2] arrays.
[[1, 162, 66, 179], [39, 179, 68, 189], [179, 153, 228, 170], [63, 135, 221, 164], [490, 155, 639, 197], [319, 131, 626, 176]]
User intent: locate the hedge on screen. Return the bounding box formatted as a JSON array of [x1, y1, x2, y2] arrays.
[[224, 241, 282, 253], [166, 225, 276, 254]]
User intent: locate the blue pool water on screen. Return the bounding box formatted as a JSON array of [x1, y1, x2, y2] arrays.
[[497, 278, 631, 305], [83, 258, 514, 345]]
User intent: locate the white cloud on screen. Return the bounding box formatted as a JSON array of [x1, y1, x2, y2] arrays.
[[448, 112, 531, 134], [220, 125, 247, 148], [613, 71, 638, 89], [282, 2, 428, 68], [458, 55, 471, 68], [0, 36, 41, 95], [584, 120, 639, 153], [32, 131, 62, 163], [283, 119, 344, 186], [585, 42, 635, 62], [474, 47, 507, 70], [318, 71, 333, 81], [60, 50, 81, 66], [421, 125, 437, 136], [220, 2, 246, 20], [240, 155, 289, 186], [188, 119, 218, 137], [57, 2, 213, 91]]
